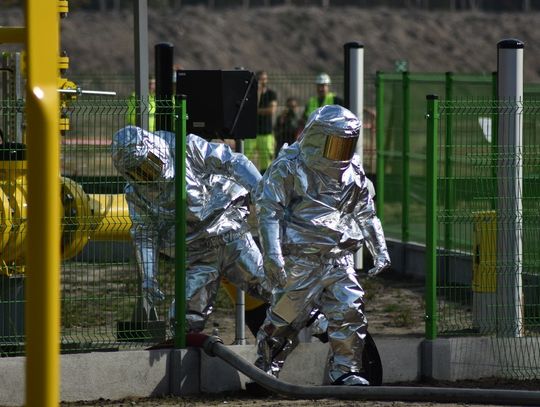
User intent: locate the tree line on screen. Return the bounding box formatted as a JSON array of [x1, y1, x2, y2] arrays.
[[3, 0, 539, 12]]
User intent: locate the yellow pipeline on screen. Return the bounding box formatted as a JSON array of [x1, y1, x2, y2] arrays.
[[60, 177, 131, 261], [0, 164, 131, 275]]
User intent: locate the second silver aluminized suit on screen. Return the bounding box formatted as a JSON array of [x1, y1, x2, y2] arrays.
[[255, 105, 391, 386], [111, 126, 270, 331]]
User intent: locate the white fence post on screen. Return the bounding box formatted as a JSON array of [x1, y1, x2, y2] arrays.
[[496, 38, 524, 337], [344, 42, 365, 271]]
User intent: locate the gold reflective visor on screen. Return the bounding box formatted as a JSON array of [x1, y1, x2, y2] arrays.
[[323, 134, 358, 161], [126, 151, 164, 182]]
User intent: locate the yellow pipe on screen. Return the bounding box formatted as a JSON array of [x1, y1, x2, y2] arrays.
[[87, 193, 131, 241], [0, 173, 132, 269], [0, 27, 25, 44], [25, 1, 60, 406]]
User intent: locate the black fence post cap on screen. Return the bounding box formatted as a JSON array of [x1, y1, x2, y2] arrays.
[[498, 39, 524, 49], [344, 42, 364, 49]]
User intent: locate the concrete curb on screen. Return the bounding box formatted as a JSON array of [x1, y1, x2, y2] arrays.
[[0, 335, 507, 406]]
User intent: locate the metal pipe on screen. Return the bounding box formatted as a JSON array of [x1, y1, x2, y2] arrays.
[[24, 0, 60, 405], [375, 71, 385, 222], [496, 38, 524, 338], [344, 41, 365, 272], [58, 89, 116, 96], [425, 94, 439, 340], [133, 0, 149, 130], [174, 94, 187, 349], [155, 42, 174, 132], [401, 71, 410, 244]]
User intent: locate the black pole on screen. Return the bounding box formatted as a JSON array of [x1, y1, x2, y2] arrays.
[[155, 42, 174, 131]]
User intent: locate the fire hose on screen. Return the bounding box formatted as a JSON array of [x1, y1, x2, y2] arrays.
[[186, 332, 540, 405]]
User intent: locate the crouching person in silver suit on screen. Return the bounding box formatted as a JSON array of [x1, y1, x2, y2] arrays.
[[254, 105, 391, 386], [111, 125, 271, 332]]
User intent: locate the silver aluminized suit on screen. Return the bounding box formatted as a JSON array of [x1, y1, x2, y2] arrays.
[[111, 126, 270, 330], [254, 105, 390, 386]]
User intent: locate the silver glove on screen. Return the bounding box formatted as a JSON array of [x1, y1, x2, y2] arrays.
[[367, 252, 391, 278]]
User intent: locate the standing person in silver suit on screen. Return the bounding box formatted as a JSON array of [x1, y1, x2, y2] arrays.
[[111, 125, 271, 332], [254, 105, 391, 386]]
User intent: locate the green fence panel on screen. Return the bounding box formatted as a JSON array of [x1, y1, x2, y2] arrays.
[[376, 71, 519, 245], [432, 97, 540, 379]]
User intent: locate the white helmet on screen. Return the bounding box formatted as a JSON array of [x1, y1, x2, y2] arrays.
[[315, 72, 331, 85]]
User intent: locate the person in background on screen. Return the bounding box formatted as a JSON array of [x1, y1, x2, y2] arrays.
[[111, 126, 271, 334], [126, 77, 156, 132], [301, 72, 343, 126], [126, 78, 156, 131], [253, 105, 390, 386], [244, 70, 278, 173], [274, 96, 301, 155]]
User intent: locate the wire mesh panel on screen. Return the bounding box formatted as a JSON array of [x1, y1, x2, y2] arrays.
[[0, 97, 28, 356], [435, 98, 540, 379], [71, 73, 379, 174], [378, 72, 502, 243], [60, 97, 176, 352], [0, 95, 178, 356]]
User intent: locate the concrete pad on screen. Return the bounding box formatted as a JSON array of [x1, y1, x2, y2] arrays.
[[0, 334, 523, 405], [421, 338, 451, 381], [279, 341, 329, 385], [169, 348, 200, 396], [200, 344, 257, 393], [374, 335, 423, 383], [0, 356, 25, 406], [449, 336, 500, 380], [60, 349, 171, 402]]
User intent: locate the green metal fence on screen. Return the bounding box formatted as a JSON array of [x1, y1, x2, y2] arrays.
[[71, 72, 379, 173], [426, 96, 540, 379], [3, 71, 379, 357], [376, 72, 540, 245], [0, 97, 182, 356]]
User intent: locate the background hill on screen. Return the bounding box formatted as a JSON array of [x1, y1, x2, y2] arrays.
[[2, 6, 540, 82]]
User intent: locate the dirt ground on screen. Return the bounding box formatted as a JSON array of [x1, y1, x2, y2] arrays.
[[60, 397, 507, 407], [3, 6, 540, 83], [207, 270, 426, 346]]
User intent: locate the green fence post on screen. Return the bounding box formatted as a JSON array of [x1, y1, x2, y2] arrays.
[[491, 71, 499, 211], [174, 94, 187, 348], [402, 71, 410, 243], [426, 94, 439, 340], [444, 72, 454, 252], [375, 71, 385, 222]]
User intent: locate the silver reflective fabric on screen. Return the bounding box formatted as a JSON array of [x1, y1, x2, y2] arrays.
[[254, 105, 390, 385], [111, 126, 270, 329]]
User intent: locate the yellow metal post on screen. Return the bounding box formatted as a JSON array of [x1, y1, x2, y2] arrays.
[[25, 1, 60, 406]]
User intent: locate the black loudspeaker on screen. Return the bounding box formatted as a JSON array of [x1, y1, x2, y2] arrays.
[[176, 69, 257, 140]]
